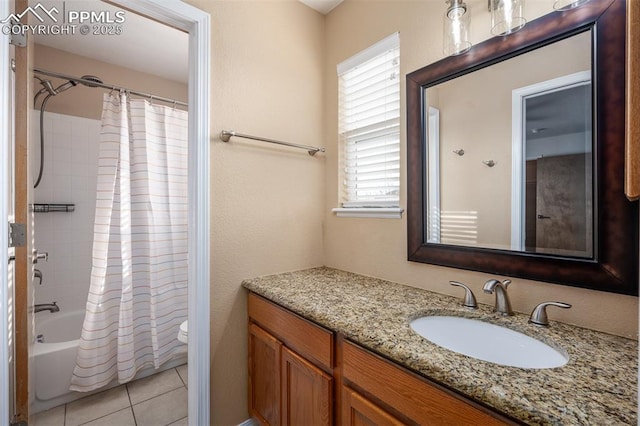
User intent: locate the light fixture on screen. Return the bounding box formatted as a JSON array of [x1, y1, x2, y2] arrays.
[[489, 0, 526, 36], [553, 0, 591, 11], [443, 0, 472, 56]]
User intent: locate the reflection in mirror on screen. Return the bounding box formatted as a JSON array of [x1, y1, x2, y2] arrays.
[[424, 31, 592, 257], [518, 72, 592, 257]]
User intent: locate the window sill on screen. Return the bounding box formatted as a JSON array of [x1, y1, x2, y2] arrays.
[[332, 207, 404, 219]]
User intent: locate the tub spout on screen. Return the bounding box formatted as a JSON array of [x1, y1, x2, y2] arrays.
[[34, 302, 60, 313]]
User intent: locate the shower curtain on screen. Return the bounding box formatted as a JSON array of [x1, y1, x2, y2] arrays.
[[71, 93, 188, 392]]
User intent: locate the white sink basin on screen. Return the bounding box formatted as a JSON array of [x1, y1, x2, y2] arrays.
[[410, 316, 568, 369]]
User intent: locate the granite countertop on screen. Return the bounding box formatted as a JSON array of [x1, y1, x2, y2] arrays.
[[242, 267, 638, 425]]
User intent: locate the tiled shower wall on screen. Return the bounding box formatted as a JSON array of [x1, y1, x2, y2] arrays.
[[32, 111, 101, 312]]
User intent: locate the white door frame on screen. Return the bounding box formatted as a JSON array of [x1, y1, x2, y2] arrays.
[[426, 106, 441, 244], [510, 70, 591, 251], [0, 1, 211, 424]]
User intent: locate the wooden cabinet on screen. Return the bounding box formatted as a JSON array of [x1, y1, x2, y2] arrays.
[[341, 341, 515, 426], [248, 292, 518, 426], [248, 293, 333, 426]]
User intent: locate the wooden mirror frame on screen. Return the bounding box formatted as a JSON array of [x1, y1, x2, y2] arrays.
[[407, 0, 638, 295]]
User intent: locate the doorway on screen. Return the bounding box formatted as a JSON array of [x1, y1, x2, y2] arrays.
[[0, 1, 210, 424], [511, 71, 593, 257]]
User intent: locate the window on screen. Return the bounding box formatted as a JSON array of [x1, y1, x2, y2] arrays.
[[333, 33, 402, 219]]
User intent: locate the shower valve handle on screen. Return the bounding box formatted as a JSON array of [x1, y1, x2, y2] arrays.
[[32, 249, 48, 264]]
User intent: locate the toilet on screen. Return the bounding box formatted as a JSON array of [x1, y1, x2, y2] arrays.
[[177, 320, 188, 344]]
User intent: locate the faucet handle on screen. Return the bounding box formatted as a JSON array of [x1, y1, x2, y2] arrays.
[[449, 281, 478, 309], [501, 279, 512, 288], [529, 301, 571, 326], [33, 268, 43, 285]]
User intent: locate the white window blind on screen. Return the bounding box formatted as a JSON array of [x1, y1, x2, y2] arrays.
[[338, 33, 400, 209]]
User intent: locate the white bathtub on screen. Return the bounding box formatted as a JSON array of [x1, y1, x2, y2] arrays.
[[33, 310, 84, 405], [32, 309, 187, 414]]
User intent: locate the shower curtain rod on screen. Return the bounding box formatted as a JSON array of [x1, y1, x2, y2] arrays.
[[33, 68, 188, 107]]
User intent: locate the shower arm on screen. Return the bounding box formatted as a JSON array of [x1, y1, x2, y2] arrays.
[[33, 76, 51, 107]]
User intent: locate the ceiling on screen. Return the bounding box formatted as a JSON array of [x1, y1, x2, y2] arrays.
[[526, 84, 592, 140], [299, 0, 343, 14], [29, 0, 341, 84], [30, 0, 189, 83]]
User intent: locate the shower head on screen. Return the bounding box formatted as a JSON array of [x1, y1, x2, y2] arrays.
[[79, 75, 103, 87], [33, 74, 103, 107]]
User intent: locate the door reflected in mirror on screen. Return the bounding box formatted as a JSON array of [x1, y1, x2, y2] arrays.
[[522, 76, 592, 258], [424, 31, 593, 258]]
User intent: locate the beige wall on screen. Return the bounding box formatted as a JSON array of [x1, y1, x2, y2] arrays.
[[33, 44, 188, 120], [184, 1, 326, 424], [35, 2, 638, 424], [433, 32, 590, 249], [324, 0, 637, 346]]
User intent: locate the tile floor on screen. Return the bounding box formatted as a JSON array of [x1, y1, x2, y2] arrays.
[[31, 364, 188, 426]]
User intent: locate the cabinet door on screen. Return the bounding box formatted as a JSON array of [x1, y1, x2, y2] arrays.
[[342, 341, 512, 425], [342, 386, 404, 426], [281, 346, 333, 426], [249, 324, 282, 426]]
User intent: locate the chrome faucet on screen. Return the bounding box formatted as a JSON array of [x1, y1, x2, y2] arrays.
[[483, 279, 513, 316], [34, 302, 59, 313]]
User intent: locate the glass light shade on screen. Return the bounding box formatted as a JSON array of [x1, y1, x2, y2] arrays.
[[490, 0, 526, 36], [443, 1, 472, 56], [553, 0, 591, 10]]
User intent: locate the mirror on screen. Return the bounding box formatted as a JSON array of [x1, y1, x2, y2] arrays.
[[424, 32, 593, 257], [407, 0, 638, 294]]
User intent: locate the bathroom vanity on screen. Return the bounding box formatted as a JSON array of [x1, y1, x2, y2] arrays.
[[243, 267, 637, 425]]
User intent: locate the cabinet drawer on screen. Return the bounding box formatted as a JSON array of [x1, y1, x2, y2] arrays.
[[342, 341, 514, 426], [248, 292, 334, 371]]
